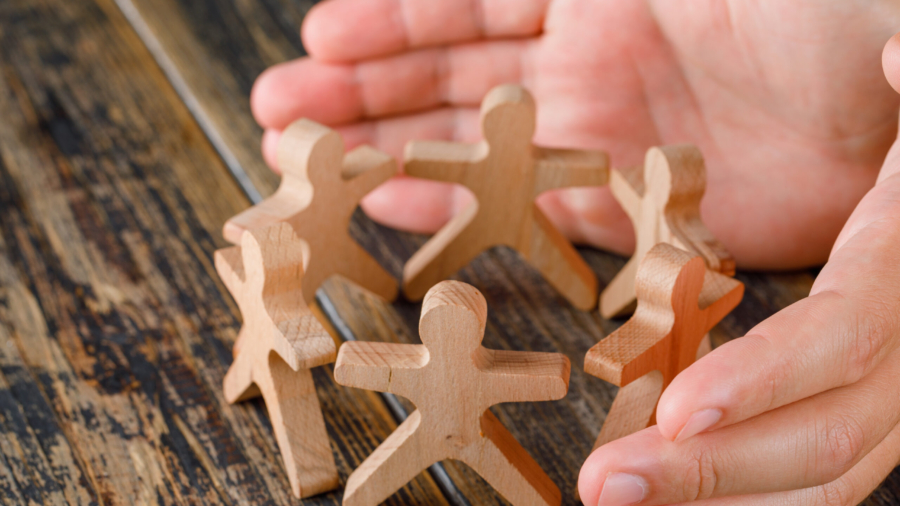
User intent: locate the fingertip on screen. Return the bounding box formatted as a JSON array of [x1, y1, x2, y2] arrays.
[[577, 448, 607, 506], [655, 336, 772, 440], [250, 58, 361, 129], [578, 431, 660, 506], [301, 0, 406, 62], [883, 32, 900, 94], [250, 65, 281, 128], [261, 129, 281, 173]]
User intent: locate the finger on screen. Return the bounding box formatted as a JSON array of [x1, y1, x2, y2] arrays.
[[882, 32, 900, 95], [337, 108, 482, 160], [260, 107, 481, 171], [578, 351, 900, 506], [262, 129, 280, 173], [302, 0, 549, 62], [675, 421, 900, 506], [251, 40, 533, 130], [655, 187, 900, 442]]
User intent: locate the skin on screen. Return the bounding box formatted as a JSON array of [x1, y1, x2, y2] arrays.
[[251, 1, 900, 503], [252, 0, 900, 270]]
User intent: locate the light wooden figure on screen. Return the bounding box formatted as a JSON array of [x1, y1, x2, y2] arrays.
[[403, 84, 608, 310], [334, 280, 570, 506], [224, 118, 398, 304], [600, 145, 735, 319], [585, 243, 743, 449], [216, 223, 339, 498]]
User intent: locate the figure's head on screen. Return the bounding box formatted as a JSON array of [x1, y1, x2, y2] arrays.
[[480, 84, 536, 150], [419, 281, 488, 359], [278, 119, 344, 188], [643, 145, 706, 207]]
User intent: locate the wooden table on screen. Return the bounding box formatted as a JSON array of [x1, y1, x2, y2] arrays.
[[0, 0, 896, 504]]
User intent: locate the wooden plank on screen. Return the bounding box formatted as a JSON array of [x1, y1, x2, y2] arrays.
[[0, 0, 450, 503], [111, 0, 900, 504], [114, 0, 315, 201]]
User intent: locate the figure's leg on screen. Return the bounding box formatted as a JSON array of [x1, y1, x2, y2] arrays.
[[593, 371, 664, 450], [339, 237, 399, 302], [460, 411, 561, 506], [599, 256, 640, 318], [523, 207, 597, 311], [222, 346, 259, 403], [343, 410, 437, 506], [402, 202, 483, 301], [258, 355, 339, 498]]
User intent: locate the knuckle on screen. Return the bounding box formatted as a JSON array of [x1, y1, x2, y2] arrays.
[[813, 414, 867, 481], [816, 480, 858, 506], [842, 299, 895, 381], [681, 447, 724, 501]]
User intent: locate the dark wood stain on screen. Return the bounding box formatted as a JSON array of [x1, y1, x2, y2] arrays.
[[0, 0, 449, 504], [0, 0, 895, 503]]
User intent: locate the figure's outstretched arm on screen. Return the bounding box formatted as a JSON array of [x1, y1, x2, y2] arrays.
[[334, 341, 427, 398], [404, 141, 481, 183], [215, 246, 246, 297], [343, 145, 396, 199], [608, 165, 644, 221], [584, 317, 667, 388], [480, 349, 570, 405], [533, 147, 608, 194], [267, 307, 336, 370]]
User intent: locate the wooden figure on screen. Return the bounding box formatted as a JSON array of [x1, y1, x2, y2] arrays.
[[402, 84, 608, 310], [585, 243, 743, 449], [216, 223, 339, 498], [600, 145, 735, 319], [223, 118, 398, 304], [334, 280, 570, 506]]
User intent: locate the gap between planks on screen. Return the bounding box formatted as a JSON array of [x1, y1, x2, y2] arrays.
[[112, 1, 472, 503]]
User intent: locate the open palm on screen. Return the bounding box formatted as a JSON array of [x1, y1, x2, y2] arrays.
[[251, 0, 900, 269]]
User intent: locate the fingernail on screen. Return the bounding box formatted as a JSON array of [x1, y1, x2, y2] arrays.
[[597, 473, 649, 506], [675, 408, 722, 442]]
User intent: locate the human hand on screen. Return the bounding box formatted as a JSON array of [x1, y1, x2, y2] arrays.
[[250, 0, 900, 269], [575, 33, 900, 506]]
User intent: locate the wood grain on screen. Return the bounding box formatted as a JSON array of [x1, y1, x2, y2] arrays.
[[107, 0, 900, 504], [335, 281, 570, 506], [403, 84, 607, 310], [600, 145, 735, 319], [223, 119, 398, 304], [586, 244, 744, 448], [217, 223, 339, 498], [0, 0, 449, 503]]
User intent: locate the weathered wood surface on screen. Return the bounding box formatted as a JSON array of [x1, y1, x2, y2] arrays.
[[0, 0, 450, 504], [0, 0, 895, 505]]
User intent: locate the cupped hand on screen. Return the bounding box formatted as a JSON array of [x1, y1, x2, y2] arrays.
[[251, 0, 900, 269], [576, 34, 900, 506]]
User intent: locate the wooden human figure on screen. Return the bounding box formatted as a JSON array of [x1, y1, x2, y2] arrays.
[[223, 118, 398, 304], [403, 84, 608, 310], [216, 223, 339, 498], [585, 243, 743, 449], [600, 145, 735, 319], [334, 281, 571, 506]]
